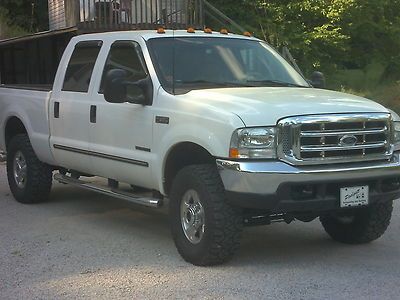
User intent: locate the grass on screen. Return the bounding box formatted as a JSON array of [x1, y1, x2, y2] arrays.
[[326, 61, 400, 115]]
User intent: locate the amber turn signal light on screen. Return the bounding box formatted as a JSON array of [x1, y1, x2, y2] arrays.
[[204, 28, 212, 34], [187, 27, 195, 33], [243, 31, 252, 37], [229, 148, 240, 158]]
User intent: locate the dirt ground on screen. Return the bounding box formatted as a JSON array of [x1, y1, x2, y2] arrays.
[[1, 163, 399, 299]]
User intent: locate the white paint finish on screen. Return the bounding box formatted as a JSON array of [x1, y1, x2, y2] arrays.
[[0, 30, 395, 195], [0, 87, 56, 165], [152, 87, 245, 193], [49, 90, 93, 172], [49, 36, 98, 173], [182, 87, 390, 127], [84, 36, 155, 187], [87, 99, 155, 187]]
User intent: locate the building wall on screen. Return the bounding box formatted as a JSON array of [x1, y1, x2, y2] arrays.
[[48, 0, 66, 30]]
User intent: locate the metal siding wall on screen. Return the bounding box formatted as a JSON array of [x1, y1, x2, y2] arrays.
[[48, 0, 66, 30]]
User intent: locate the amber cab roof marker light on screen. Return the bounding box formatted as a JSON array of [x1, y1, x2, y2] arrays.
[[204, 28, 212, 34], [157, 27, 166, 34], [220, 28, 229, 35], [187, 27, 196, 33], [243, 31, 252, 37]]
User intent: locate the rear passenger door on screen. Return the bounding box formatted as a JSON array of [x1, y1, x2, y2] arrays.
[[49, 40, 102, 173]]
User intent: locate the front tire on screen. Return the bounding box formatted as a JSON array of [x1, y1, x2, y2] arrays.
[[169, 164, 243, 266], [6, 134, 53, 204], [320, 200, 393, 244]]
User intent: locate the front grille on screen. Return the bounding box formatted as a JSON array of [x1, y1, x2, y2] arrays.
[[277, 113, 393, 165]]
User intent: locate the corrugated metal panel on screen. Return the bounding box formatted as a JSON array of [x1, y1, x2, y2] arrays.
[[48, 0, 66, 30]]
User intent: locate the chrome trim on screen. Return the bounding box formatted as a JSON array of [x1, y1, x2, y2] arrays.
[[300, 127, 387, 137], [300, 141, 387, 152], [277, 113, 393, 166], [54, 174, 161, 207], [217, 153, 400, 195]]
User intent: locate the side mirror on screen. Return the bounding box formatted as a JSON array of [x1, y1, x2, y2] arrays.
[[103, 69, 153, 105], [310, 71, 326, 89], [104, 69, 129, 103]]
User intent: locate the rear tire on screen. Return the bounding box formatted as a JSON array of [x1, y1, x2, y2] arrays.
[[169, 164, 243, 266], [6, 134, 52, 204], [320, 200, 393, 244]]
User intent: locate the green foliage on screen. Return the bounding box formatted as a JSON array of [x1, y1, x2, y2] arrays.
[[0, 0, 48, 38], [0, 8, 29, 39], [209, 0, 400, 109], [210, 1, 399, 73]]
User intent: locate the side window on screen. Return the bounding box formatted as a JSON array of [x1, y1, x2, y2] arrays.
[[62, 41, 102, 92], [100, 41, 148, 100]]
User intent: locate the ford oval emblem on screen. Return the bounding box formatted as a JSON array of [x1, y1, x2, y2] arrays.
[[339, 135, 358, 147]]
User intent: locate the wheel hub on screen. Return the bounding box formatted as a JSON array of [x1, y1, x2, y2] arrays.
[[13, 151, 27, 189], [180, 190, 205, 244]]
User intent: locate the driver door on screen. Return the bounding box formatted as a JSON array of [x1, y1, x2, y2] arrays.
[[87, 40, 154, 188]]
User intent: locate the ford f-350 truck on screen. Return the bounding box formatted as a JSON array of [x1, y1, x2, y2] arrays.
[[1, 30, 399, 266]]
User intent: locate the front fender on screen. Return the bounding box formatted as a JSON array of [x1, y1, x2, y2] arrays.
[[153, 116, 244, 195]]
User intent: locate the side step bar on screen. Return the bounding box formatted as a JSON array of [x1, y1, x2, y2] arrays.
[[54, 173, 162, 208]]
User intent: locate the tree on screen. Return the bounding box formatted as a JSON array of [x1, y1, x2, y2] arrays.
[[0, 0, 48, 38]]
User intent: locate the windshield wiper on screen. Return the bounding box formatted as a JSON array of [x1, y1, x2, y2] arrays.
[[246, 80, 309, 88], [176, 80, 252, 87]]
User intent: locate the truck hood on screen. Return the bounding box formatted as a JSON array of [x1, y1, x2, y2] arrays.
[[183, 87, 389, 126]]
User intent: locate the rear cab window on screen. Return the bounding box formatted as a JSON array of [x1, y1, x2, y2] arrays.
[[62, 41, 102, 93]]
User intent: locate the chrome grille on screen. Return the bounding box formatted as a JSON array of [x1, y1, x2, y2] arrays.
[[277, 113, 393, 165]]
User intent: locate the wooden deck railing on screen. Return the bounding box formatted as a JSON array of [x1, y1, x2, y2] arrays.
[[76, 0, 206, 32]]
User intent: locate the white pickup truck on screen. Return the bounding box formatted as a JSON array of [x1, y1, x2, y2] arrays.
[[1, 30, 399, 266]]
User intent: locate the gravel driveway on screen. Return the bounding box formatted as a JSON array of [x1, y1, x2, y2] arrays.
[[0, 162, 399, 299]]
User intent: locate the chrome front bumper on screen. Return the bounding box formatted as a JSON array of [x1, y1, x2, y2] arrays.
[[217, 153, 400, 211]]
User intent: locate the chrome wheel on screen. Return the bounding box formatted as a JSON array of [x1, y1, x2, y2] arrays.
[[13, 151, 27, 189], [180, 189, 205, 244]]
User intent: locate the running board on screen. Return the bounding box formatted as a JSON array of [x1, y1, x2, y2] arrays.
[[54, 174, 162, 208]]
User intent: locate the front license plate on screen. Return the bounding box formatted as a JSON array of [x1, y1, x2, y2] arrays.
[[340, 186, 369, 208]]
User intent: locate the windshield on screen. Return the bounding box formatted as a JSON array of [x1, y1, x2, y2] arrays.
[[147, 37, 310, 94]]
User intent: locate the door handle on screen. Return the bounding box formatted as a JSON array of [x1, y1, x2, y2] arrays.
[[90, 105, 97, 123], [54, 101, 60, 118]]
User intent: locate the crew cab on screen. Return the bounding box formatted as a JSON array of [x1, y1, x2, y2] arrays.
[[1, 30, 399, 266]]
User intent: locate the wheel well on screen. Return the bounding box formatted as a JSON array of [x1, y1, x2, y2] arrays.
[[5, 117, 27, 149], [164, 142, 215, 195]]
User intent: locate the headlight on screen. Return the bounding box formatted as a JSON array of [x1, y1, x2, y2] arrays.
[[229, 127, 276, 159], [393, 121, 400, 151]]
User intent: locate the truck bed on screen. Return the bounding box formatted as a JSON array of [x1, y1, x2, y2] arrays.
[[0, 86, 55, 165]]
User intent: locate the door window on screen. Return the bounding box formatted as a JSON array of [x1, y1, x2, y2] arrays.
[[100, 41, 148, 101], [62, 41, 102, 92]]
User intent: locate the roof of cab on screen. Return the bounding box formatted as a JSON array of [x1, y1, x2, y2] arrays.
[[72, 29, 260, 43]]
